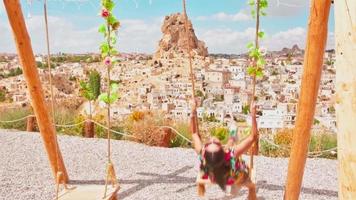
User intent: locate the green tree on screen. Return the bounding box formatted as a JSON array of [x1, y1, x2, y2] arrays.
[[0, 89, 6, 102], [195, 90, 204, 97], [313, 118, 320, 125], [5, 67, 23, 77], [80, 69, 101, 119], [242, 105, 250, 115], [210, 127, 229, 143], [328, 106, 335, 114]]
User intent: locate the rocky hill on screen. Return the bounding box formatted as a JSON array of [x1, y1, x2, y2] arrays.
[[280, 44, 304, 56], [155, 13, 208, 60]]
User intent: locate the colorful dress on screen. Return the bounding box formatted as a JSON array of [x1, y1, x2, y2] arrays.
[[199, 148, 249, 185]]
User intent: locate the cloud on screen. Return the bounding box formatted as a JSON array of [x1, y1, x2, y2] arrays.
[[266, 0, 309, 16], [196, 0, 310, 22], [196, 10, 250, 22], [263, 27, 335, 51], [197, 27, 335, 54], [197, 27, 256, 54], [0, 14, 335, 55], [0, 15, 162, 54], [118, 18, 162, 53], [262, 27, 307, 51]]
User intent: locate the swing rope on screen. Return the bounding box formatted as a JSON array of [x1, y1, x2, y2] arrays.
[[182, 0, 200, 137], [43, 2, 117, 199], [103, 16, 118, 199], [43, 1, 67, 199], [249, 0, 261, 182]]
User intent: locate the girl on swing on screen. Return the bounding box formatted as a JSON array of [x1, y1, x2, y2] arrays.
[[190, 101, 258, 199]]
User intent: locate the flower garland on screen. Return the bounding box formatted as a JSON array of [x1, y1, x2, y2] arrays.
[[98, 0, 120, 105]]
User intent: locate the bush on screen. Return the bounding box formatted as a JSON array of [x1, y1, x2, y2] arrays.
[[0, 107, 33, 130], [129, 111, 145, 122], [203, 114, 219, 122], [259, 129, 337, 159], [0, 105, 127, 141], [0, 89, 6, 102], [210, 126, 229, 143], [170, 122, 192, 148], [125, 111, 172, 146], [309, 132, 337, 159], [272, 129, 293, 157], [242, 105, 250, 115], [0, 67, 23, 78], [274, 129, 293, 146], [260, 139, 280, 157], [54, 107, 81, 136], [214, 95, 224, 102], [195, 90, 204, 97]]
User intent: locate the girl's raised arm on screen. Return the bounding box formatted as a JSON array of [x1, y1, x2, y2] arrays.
[[233, 105, 258, 156], [190, 100, 202, 154]]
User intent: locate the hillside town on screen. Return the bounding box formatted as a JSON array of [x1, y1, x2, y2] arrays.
[[0, 13, 336, 133]]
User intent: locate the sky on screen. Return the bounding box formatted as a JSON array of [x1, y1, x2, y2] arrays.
[[0, 0, 335, 54]]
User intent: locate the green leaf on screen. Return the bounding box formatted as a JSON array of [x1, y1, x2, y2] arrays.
[[100, 43, 109, 54], [111, 83, 119, 92], [111, 36, 117, 45], [257, 57, 266, 67], [79, 81, 87, 90], [251, 9, 256, 18], [258, 31, 265, 39], [88, 70, 101, 99], [249, 48, 260, 59], [99, 93, 109, 104], [247, 66, 255, 75], [260, 11, 267, 16], [98, 24, 106, 34], [248, 0, 255, 6], [104, 0, 115, 11], [108, 15, 117, 25], [101, 52, 108, 58], [99, 83, 120, 104], [246, 42, 254, 49], [256, 71, 263, 78], [108, 92, 119, 104], [259, 0, 268, 9], [110, 48, 118, 56], [256, 70, 264, 78]]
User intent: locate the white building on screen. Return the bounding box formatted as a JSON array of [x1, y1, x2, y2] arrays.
[[257, 104, 287, 129]]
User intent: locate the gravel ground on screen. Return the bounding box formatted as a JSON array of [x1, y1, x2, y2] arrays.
[[0, 130, 338, 200]]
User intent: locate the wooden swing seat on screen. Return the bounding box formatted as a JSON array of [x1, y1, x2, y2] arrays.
[[56, 184, 120, 200]]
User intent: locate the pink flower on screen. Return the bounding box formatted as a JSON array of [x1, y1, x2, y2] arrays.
[[227, 177, 235, 185], [101, 8, 109, 18], [104, 57, 112, 66]]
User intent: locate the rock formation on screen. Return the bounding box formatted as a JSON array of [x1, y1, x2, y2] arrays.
[[281, 44, 304, 56], [155, 13, 208, 59]]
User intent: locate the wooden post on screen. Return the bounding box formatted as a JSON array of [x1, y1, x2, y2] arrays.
[[4, 0, 69, 183], [26, 115, 36, 132], [84, 119, 95, 138], [335, 0, 356, 198], [284, 0, 331, 199], [158, 127, 172, 147]]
